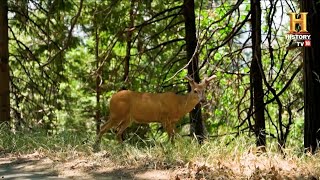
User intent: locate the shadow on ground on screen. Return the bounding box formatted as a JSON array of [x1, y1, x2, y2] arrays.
[[0, 157, 60, 179], [0, 154, 171, 180], [91, 166, 171, 180]]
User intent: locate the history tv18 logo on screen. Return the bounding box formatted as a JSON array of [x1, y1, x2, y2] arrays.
[[286, 12, 311, 47]]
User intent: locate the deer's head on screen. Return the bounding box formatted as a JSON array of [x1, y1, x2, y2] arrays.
[[186, 75, 216, 104]]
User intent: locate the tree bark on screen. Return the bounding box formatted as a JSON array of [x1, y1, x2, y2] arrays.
[[0, 0, 10, 123], [94, 2, 101, 135], [183, 0, 205, 143], [250, 0, 266, 147], [301, 0, 320, 153], [123, 0, 135, 85]]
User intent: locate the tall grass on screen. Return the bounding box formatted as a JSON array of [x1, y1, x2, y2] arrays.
[[0, 123, 319, 179], [0, 123, 92, 155]]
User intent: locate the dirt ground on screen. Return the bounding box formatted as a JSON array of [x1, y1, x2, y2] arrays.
[[0, 151, 172, 180], [1, 151, 319, 180]]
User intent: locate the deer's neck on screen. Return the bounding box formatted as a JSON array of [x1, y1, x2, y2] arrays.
[[178, 93, 199, 115]]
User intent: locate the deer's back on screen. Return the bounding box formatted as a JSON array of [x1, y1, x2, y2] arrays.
[[109, 90, 181, 123]]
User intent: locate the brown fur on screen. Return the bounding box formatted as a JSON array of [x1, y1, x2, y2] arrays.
[[94, 75, 216, 149]]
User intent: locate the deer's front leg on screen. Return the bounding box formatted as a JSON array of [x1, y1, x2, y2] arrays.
[[163, 120, 177, 143]]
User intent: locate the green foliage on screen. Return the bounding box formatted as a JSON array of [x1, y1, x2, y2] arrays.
[[6, 0, 306, 151]]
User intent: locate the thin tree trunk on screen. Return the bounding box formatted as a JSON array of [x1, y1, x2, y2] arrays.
[[0, 0, 10, 123], [301, 0, 320, 153], [123, 0, 135, 85], [250, 0, 266, 148], [94, 2, 101, 135], [121, 0, 139, 141], [183, 0, 205, 143]]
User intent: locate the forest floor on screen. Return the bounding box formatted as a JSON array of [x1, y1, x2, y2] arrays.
[[1, 129, 320, 179], [0, 151, 172, 179], [1, 149, 320, 180]]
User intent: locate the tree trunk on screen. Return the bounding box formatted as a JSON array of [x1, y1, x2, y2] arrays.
[[183, 0, 205, 143], [0, 0, 10, 123], [123, 0, 134, 85], [301, 0, 320, 153], [94, 2, 101, 135], [250, 0, 266, 148]]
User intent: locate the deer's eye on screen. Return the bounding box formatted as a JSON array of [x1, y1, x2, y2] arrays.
[[193, 89, 198, 93]]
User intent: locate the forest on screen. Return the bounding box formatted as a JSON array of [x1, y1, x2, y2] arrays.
[[0, 0, 320, 179]]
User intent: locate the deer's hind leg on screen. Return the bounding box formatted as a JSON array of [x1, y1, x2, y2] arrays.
[[115, 116, 131, 142], [93, 116, 117, 151]]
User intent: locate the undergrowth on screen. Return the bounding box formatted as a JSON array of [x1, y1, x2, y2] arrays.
[[0, 124, 319, 179]]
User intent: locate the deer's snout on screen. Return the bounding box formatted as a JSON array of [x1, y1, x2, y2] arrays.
[[200, 99, 206, 104]]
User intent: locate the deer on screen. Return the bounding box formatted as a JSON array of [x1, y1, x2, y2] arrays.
[[93, 75, 216, 150]]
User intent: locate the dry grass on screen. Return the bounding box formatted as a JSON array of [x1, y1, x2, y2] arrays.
[[0, 127, 319, 179]]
